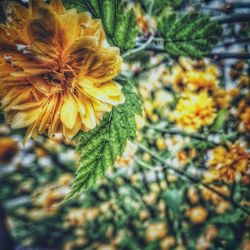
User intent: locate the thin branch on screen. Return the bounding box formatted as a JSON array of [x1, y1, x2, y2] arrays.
[[207, 52, 250, 60], [136, 143, 250, 216], [216, 38, 250, 47], [122, 34, 154, 59], [146, 125, 217, 144], [145, 45, 250, 59], [214, 13, 250, 24]]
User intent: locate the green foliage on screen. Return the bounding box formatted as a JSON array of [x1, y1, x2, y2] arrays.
[[210, 209, 245, 224], [67, 81, 142, 198], [210, 109, 228, 132], [158, 12, 222, 58], [62, 0, 87, 12], [161, 189, 183, 215], [69, 0, 138, 51], [140, 0, 182, 15]]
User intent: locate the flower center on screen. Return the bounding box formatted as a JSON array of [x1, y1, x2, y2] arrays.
[[44, 64, 77, 91]]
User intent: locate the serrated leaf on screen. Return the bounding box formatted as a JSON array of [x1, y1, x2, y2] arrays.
[[67, 80, 142, 199], [68, 0, 138, 51], [158, 12, 222, 58]]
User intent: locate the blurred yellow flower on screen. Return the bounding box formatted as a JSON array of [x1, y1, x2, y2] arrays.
[[184, 65, 219, 91], [212, 88, 232, 109], [0, 137, 19, 163], [170, 91, 216, 132], [208, 143, 249, 183], [0, 0, 124, 143], [187, 206, 208, 224], [115, 141, 137, 167], [238, 99, 250, 132], [165, 60, 219, 92], [146, 222, 167, 242]]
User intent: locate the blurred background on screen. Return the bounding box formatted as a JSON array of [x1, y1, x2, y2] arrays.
[[0, 0, 250, 249]]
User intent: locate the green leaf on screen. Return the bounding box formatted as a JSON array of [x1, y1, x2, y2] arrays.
[[161, 189, 183, 215], [70, 0, 138, 51], [210, 109, 228, 132], [67, 80, 142, 199], [141, 0, 182, 15], [62, 0, 87, 12], [210, 209, 245, 224], [158, 12, 222, 58]]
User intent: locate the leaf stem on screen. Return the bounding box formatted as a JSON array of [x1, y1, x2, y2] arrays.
[[122, 34, 154, 59], [146, 125, 238, 145], [136, 143, 250, 216]]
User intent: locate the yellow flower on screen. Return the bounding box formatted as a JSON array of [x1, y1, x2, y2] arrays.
[[0, 137, 19, 163], [165, 60, 219, 92], [212, 87, 232, 109], [183, 65, 219, 91], [170, 91, 216, 132], [208, 142, 249, 183], [238, 98, 250, 132], [187, 206, 208, 224], [146, 222, 167, 242], [0, 0, 124, 143], [165, 64, 185, 92]]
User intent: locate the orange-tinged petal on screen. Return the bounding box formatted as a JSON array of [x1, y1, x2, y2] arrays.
[[60, 95, 78, 129], [50, 0, 65, 14], [60, 9, 80, 48], [48, 94, 62, 136], [82, 48, 121, 84], [65, 36, 98, 63], [22, 121, 37, 144]]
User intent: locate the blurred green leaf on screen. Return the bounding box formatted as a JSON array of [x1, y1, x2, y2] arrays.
[[210, 209, 245, 224], [162, 189, 183, 214], [210, 109, 228, 132]]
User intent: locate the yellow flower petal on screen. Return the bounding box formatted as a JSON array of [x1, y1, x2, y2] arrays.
[[60, 95, 78, 129], [11, 108, 40, 129], [83, 100, 96, 129]]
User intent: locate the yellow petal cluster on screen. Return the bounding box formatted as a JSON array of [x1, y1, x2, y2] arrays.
[[0, 0, 124, 143], [238, 98, 250, 132], [170, 91, 216, 132], [164, 59, 219, 92], [207, 142, 249, 183]]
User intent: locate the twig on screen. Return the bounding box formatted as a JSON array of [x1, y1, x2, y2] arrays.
[[122, 34, 154, 59], [207, 52, 250, 60], [146, 125, 217, 144], [214, 13, 250, 24]]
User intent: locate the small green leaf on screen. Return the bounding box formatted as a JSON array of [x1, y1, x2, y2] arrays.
[[158, 12, 222, 58], [74, 0, 138, 51], [210, 209, 245, 224], [161, 189, 183, 214], [141, 0, 182, 15], [67, 80, 142, 199], [210, 109, 228, 132]]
